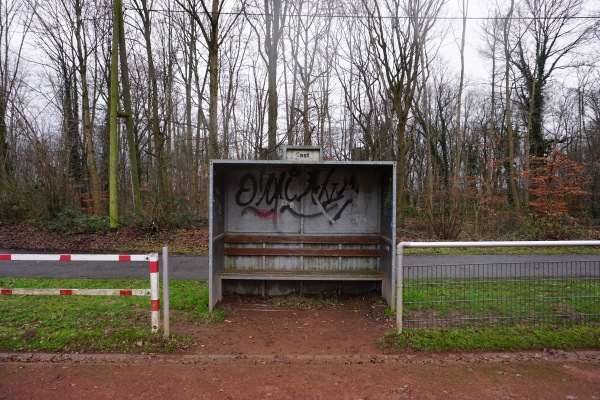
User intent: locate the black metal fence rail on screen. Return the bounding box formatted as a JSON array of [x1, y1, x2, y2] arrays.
[[403, 261, 600, 329]]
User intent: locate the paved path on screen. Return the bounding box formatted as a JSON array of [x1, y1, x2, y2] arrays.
[[1, 251, 599, 280]]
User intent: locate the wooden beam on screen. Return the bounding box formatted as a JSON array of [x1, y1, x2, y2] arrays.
[[223, 248, 380, 257]]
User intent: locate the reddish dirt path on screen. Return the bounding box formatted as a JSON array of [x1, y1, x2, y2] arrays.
[[189, 295, 394, 356], [2, 295, 600, 399]]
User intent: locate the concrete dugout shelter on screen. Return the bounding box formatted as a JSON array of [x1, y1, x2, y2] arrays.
[[208, 149, 396, 311]]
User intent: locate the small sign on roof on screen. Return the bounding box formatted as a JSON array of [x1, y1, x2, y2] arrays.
[[284, 146, 322, 162]]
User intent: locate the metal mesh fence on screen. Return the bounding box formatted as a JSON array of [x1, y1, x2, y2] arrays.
[[403, 261, 600, 329]]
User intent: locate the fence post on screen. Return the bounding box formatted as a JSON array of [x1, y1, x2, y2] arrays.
[[149, 253, 160, 333], [396, 243, 404, 333], [162, 246, 170, 338]]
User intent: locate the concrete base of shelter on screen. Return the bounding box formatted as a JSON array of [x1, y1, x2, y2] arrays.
[[222, 280, 381, 297]]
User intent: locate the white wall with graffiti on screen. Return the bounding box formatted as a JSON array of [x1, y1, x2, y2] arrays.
[[227, 166, 380, 234]]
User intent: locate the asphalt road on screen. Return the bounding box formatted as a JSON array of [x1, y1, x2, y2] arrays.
[[1, 251, 599, 280]]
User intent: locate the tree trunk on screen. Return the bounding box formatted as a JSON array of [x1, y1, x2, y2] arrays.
[[109, 0, 120, 228], [75, 0, 102, 215], [117, 0, 142, 218], [503, 0, 520, 212], [185, 16, 197, 210], [0, 97, 9, 191], [207, 0, 219, 160], [136, 0, 171, 209], [455, 0, 467, 188], [265, 0, 283, 159]]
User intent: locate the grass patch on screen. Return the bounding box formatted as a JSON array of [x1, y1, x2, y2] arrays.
[[403, 278, 600, 327], [267, 294, 341, 309], [0, 278, 223, 353], [379, 326, 600, 352], [393, 275, 600, 351]]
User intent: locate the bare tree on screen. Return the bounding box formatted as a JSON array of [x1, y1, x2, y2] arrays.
[[0, 0, 30, 195], [220, 23, 249, 159], [455, 0, 468, 187], [366, 0, 446, 221], [503, 0, 521, 211], [245, 0, 288, 159], [131, 0, 172, 210], [30, 0, 94, 210], [337, 18, 383, 160], [512, 0, 594, 158], [72, 0, 103, 215], [284, 0, 332, 146], [177, 0, 217, 160], [116, 0, 142, 217]]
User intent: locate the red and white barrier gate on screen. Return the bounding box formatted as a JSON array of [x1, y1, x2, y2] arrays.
[[0, 253, 160, 333]]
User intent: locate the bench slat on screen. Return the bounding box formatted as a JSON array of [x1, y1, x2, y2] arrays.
[[220, 269, 384, 281], [223, 248, 380, 257], [224, 235, 380, 245]]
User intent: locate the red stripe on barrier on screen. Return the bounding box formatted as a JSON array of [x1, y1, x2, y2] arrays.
[[151, 299, 160, 311], [119, 255, 131, 262], [60, 255, 72, 261], [1, 289, 13, 295], [60, 290, 73, 295], [0, 254, 11, 260], [150, 261, 159, 273], [120, 290, 133, 296]]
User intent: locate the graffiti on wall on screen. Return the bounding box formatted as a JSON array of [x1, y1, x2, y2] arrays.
[[235, 167, 360, 223]]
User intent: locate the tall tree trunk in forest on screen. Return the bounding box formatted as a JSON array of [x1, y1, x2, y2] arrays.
[[64, 64, 83, 190], [0, 97, 8, 191], [419, 37, 434, 235], [0, 61, 9, 191], [134, 0, 172, 210], [285, 13, 300, 146], [177, 0, 224, 160], [116, 0, 142, 218], [244, 0, 287, 158], [162, 9, 175, 180], [484, 16, 497, 199], [75, 0, 102, 215], [184, 16, 197, 209], [0, 0, 28, 195], [207, 0, 220, 160], [109, 0, 120, 228], [455, 0, 467, 187], [503, 0, 520, 212], [265, 0, 285, 158]]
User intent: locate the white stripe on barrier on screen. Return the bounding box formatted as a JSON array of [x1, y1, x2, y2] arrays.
[[0, 288, 151, 296], [0, 254, 149, 262], [149, 253, 160, 332]]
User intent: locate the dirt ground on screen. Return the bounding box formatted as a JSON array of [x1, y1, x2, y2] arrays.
[[1, 295, 600, 399]]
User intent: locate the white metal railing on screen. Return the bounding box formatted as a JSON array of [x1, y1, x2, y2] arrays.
[[395, 240, 600, 332]]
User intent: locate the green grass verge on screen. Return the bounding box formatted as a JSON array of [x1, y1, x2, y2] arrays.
[[2, 277, 598, 354], [404, 278, 600, 323], [388, 275, 600, 352], [379, 326, 600, 352], [0, 278, 224, 353]]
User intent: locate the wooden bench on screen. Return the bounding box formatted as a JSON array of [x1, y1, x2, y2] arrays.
[[220, 234, 384, 282], [223, 235, 381, 257]]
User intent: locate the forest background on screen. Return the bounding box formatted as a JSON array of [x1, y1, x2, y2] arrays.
[[0, 0, 599, 241]]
